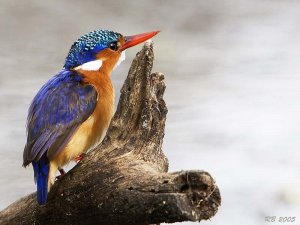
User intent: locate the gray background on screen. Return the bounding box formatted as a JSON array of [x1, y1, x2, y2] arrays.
[[0, 0, 300, 225]]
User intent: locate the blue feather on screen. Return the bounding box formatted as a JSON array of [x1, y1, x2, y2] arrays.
[[32, 154, 49, 205], [23, 69, 97, 165]]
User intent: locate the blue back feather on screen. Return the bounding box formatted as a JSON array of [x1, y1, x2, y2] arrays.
[[23, 69, 97, 166]]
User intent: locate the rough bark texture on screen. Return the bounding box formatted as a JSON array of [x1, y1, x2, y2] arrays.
[[0, 42, 221, 225]]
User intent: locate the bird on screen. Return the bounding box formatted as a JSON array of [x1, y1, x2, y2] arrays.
[[22, 29, 159, 205]]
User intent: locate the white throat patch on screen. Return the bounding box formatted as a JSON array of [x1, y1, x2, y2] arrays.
[[114, 51, 126, 70], [74, 59, 103, 71]]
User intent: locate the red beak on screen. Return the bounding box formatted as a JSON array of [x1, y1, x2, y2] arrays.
[[119, 31, 160, 51]]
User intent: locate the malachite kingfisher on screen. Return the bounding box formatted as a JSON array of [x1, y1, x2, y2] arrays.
[[22, 29, 159, 205]]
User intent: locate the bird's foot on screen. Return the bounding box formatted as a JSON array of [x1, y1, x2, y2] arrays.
[[74, 153, 86, 163], [56, 168, 66, 180]]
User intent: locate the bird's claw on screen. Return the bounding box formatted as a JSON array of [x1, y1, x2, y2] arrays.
[[74, 153, 86, 163], [56, 168, 66, 180]]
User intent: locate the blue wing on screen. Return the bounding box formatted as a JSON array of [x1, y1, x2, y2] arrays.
[[23, 69, 97, 166]]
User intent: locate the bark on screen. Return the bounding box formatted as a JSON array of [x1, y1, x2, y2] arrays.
[[0, 41, 221, 225]]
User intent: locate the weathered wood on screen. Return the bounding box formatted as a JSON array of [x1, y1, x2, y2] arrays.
[[0, 41, 221, 225]]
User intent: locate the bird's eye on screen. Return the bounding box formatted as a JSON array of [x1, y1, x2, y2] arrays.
[[109, 42, 119, 51]]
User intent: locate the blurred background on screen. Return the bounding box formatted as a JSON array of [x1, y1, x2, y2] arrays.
[[1, 0, 300, 224]]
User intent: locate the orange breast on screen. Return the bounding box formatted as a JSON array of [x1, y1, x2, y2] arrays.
[[52, 70, 114, 168]]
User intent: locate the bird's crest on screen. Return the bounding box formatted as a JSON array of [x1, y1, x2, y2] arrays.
[[64, 29, 122, 69]]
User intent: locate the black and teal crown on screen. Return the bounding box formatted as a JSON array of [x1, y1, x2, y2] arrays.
[[64, 29, 121, 69]]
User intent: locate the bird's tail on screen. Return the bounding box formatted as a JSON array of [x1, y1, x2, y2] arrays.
[[32, 154, 49, 205]]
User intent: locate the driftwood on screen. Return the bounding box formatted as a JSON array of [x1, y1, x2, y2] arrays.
[[0, 42, 221, 225]]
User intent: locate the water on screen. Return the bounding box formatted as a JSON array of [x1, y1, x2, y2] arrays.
[[0, 1, 300, 224]]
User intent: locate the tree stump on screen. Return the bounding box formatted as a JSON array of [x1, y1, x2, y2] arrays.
[[0, 41, 221, 225]]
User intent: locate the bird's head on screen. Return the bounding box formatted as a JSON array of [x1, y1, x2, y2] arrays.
[[64, 29, 159, 72]]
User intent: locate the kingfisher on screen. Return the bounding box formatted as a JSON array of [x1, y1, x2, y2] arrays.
[[22, 29, 159, 205]]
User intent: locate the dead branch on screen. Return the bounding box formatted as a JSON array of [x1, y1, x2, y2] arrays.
[[0, 41, 221, 225]]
